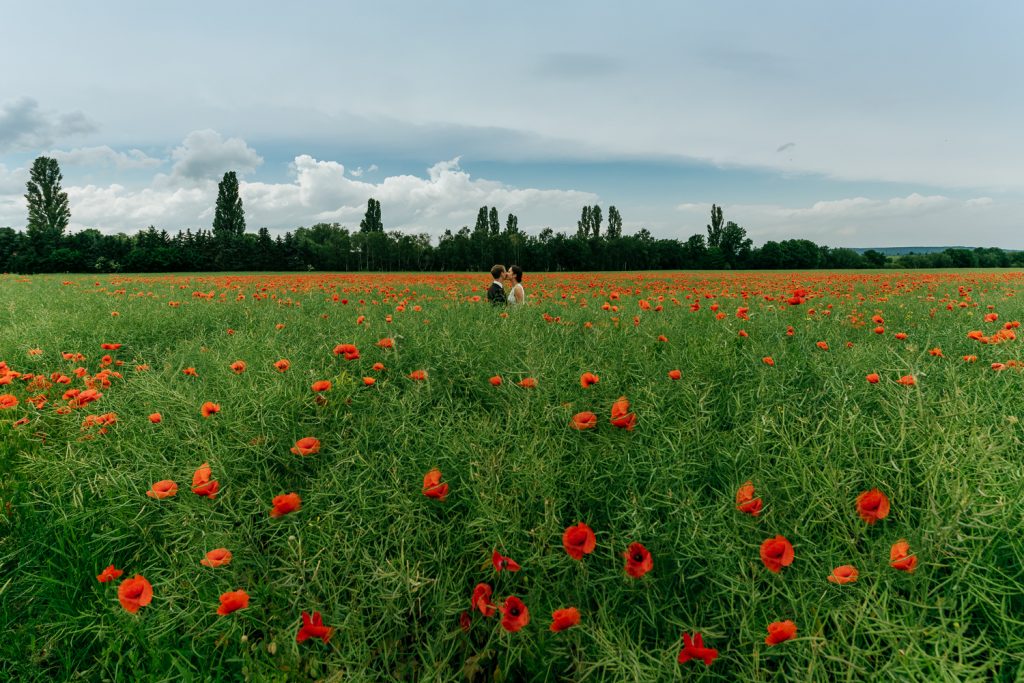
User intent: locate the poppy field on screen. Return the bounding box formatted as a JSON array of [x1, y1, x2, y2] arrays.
[[1, 269, 1023, 681]]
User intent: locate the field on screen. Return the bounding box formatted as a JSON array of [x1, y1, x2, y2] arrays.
[[1, 270, 1023, 682]]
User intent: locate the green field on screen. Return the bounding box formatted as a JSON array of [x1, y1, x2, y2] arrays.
[[1, 270, 1022, 681]]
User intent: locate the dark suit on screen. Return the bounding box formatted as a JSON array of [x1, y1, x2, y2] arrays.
[[487, 281, 506, 305]]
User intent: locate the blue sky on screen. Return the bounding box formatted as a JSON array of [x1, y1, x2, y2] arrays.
[[1, 1, 1021, 246]]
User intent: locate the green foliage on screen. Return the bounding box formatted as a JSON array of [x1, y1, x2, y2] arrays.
[[358, 198, 383, 234], [0, 271, 1022, 680], [212, 172, 246, 238], [25, 156, 71, 260]]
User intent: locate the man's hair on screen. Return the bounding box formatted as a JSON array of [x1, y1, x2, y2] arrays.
[[490, 265, 505, 279]]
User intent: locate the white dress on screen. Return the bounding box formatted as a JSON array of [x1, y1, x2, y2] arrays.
[[508, 284, 524, 305]]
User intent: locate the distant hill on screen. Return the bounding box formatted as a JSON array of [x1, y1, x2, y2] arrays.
[[851, 246, 1002, 256]]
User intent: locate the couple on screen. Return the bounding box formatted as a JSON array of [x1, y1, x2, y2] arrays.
[[487, 264, 525, 306]]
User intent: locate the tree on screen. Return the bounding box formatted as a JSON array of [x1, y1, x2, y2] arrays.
[[607, 206, 623, 239], [706, 204, 724, 248], [25, 156, 70, 259], [212, 171, 246, 237], [590, 205, 602, 239], [576, 206, 591, 240], [474, 207, 489, 235], [505, 213, 519, 234], [488, 207, 500, 237], [862, 249, 888, 268], [359, 198, 383, 233]]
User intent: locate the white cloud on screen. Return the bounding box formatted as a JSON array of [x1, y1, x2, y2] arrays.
[[965, 197, 993, 207], [0, 97, 98, 152], [169, 129, 263, 181], [49, 145, 162, 170], [0, 163, 26, 195]]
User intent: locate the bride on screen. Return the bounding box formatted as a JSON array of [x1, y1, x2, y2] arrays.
[[505, 265, 525, 305]]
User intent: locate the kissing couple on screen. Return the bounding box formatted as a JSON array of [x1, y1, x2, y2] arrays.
[[487, 264, 525, 306]]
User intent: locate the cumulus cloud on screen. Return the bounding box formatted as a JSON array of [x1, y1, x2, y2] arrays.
[[169, 129, 263, 181], [0, 97, 98, 152], [49, 145, 162, 170], [0, 146, 596, 235], [0, 163, 27, 195]]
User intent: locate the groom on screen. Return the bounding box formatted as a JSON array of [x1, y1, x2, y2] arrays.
[[487, 265, 507, 306]]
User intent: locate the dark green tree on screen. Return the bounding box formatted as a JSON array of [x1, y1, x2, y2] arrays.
[[25, 156, 71, 259], [607, 206, 622, 239], [474, 206, 489, 235], [590, 205, 602, 239], [577, 206, 591, 239], [488, 206, 500, 237], [706, 204, 724, 248], [359, 198, 384, 233], [505, 213, 519, 234], [212, 171, 246, 237]]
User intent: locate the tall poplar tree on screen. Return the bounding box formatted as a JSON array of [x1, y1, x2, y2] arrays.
[[213, 171, 246, 237], [25, 156, 70, 257]]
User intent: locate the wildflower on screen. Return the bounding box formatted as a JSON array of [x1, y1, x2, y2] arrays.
[[408, 370, 428, 381], [562, 523, 597, 560], [759, 535, 794, 573], [492, 550, 521, 572], [148, 413, 162, 424], [191, 463, 220, 499], [230, 360, 246, 374], [296, 611, 334, 644], [890, 539, 918, 573], [489, 375, 502, 386], [579, 372, 600, 388], [855, 488, 890, 524], [610, 396, 636, 430], [270, 492, 301, 517], [517, 377, 537, 388], [422, 469, 448, 501], [570, 411, 598, 430], [499, 596, 530, 632], [866, 373, 880, 384], [471, 583, 496, 617], [117, 575, 153, 614], [291, 437, 321, 456], [146, 480, 178, 499], [201, 401, 220, 417], [623, 542, 653, 578], [274, 359, 290, 372], [668, 369, 682, 380], [827, 565, 858, 584], [96, 564, 123, 583], [217, 589, 250, 616], [765, 620, 797, 645], [677, 632, 718, 666], [311, 380, 332, 392], [735, 481, 763, 516], [200, 548, 233, 568], [550, 607, 580, 633]]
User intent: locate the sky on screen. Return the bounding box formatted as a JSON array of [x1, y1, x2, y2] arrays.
[[1, 0, 1022, 247]]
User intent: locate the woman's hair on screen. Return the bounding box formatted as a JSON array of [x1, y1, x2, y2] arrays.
[[509, 265, 523, 283]]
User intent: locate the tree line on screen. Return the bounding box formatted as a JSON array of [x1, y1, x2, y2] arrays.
[[2, 156, 1021, 273]]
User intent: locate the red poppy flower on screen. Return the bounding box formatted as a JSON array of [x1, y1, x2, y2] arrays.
[[765, 620, 797, 645], [827, 565, 858, 584], [372, 362, 385, 371], [816, 341, 829, 351], [118, 574, 153, 613], [422, 469, 448, 501], [311, 380, 332, 392], [657, 335, 669, 342], [623, 542, 653, 578], [191, 462, 220, 499], [183, 367, 198, 377], [609, 396, 636, 430], [100, 343, 122, 350], [550, 607, 580, 633], [889, 539, 918, 573], [377, 338, 395, 349], [873, 326, 885, 334], [201, 401, 220, 418], [855, 488, 890, 524], [147, 480, 178, 499], [570, 411, 598, 430], [200, 548, 233, 568], [471, 583, 496, 617], [499, 596, 530, 632], [230, 360, 246, 374], [668, 369, 682, 380], [929, 347, 943, 357], [677, 632, 718, 666], [217, 589, 250, 615], [270, 492, 301, 517], [408, 370, 428, 381], [866, 373, 880, 384], [562, 522, 597, 560], [759, 535, 795, 573], [97, 564, 123, 583], [517, 377, 537, 388], [274, 359, 290, 372], [492, 550, 521, 572], [580, 372, 600, 388], [897, 375, 916, 386], [895, 332, 908, 340], [148, 413, 162, 424], [762, 356, 775, 367], [362, 377, 376, 386], [459, 611, 472, 632], [735, 481, 763, 516], [296, 611, 334, 644], [489, 375, 502, 386], [291, 437, 321, 456]]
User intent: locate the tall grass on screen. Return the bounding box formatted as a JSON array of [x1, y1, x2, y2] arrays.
[[0, 271, 1022, 681]]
